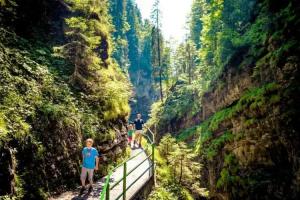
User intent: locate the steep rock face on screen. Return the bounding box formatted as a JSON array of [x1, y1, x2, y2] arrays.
[[130, 70, 157, 120], [0, 30, 129, 198], [150, 0, 300, 199], [200, 81, 299, 200], [196, 1, 300, 199], [0, 0, 130, 199]]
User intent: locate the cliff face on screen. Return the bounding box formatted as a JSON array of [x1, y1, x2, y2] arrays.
[[198, 2, 300, 199], [196, 1, 300, 199], [150, 0, 300, 199], [199, 51, 299, 199], [0, 1, 130, 199], [130, 69, 157, 120]]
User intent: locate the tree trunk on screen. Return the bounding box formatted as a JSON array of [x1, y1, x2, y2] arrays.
[[173, 163, 176, 180], [156, 10, 163, 102], [187, 43, 191, 84], [179, 157, 183, 184]]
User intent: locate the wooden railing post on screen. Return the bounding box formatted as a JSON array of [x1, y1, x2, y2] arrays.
[[123, 162, 127, 200], [106, 181, 110, 200], [152, 144, 155, 163], [152, 144, 155, 174]]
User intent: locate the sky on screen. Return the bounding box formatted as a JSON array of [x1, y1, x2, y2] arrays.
[[135, 0, 193, 42]]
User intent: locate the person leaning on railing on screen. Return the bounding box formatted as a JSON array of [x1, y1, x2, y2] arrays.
[[133, 113, 144, 148]]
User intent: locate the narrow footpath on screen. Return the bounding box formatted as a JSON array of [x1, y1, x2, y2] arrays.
[[50, 148, 152, 200]]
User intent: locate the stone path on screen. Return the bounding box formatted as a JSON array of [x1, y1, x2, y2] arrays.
[[50, 147, 153, 200]]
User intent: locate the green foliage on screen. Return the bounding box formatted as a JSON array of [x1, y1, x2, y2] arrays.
[[109, 0, 156, 119], [216, 153, 243, 197], [148, 79, 202, 130], [149, 134, 208, 199], [177, 125, 201, 142], [149, 0, 259, 140], [148, 187, 178, 200], [205, 131, 233, 160], [193, 0, 257, 88], [189, 0, 204, 49], [0, 112, 7, 136], [148, 0, 299, 199], [172, 40, 198, 84], [157, 134, 177, 158], [0, 0, 131, 197], [109, 0, 130, 71], [208, 108, 233, 131], [55, 0, 131, 123]]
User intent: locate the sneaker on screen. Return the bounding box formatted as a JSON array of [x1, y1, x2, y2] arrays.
[[80, 186, 85, 195], [88, 186, 93, 193]]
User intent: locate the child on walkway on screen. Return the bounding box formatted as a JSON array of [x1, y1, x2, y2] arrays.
[[80, 138, 99, 194], [127, 124, 134, 148]]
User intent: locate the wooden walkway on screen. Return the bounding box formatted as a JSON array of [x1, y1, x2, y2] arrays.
[[50, 148, 153, 200]]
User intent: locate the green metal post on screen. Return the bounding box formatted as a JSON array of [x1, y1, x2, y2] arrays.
[[123, 162, 127, 200], [106, 182, 110, 200]]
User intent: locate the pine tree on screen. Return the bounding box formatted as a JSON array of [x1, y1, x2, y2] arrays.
[[172, 40, 197, 83], [190, 0, 204, 49], [55, 0, 131, 121], [109, 0, 130, 72], [151, 0, 163, 102], [158, 134, 177, 164], [169, 142, 200, 184], [58, 0, 112, 91]]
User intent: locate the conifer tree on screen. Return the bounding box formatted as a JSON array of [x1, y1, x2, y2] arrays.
[[151, 0, 164, 101]]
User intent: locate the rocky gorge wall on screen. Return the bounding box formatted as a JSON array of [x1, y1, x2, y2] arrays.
[[130, 69, 157, 121], [150, 0, 300, 199], [195, 0, 300, 199], [0, 0, 131, 199]]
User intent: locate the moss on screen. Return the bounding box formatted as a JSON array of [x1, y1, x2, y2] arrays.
[[14, 173, 25, 199], [205, 131, 234, 160], [177, 125, 200, 141], [195, 82, 281, 153], [208, 107, 234, 131], [269, 94, 281, 104], [216, 154, 241, 190], [243, 118, 257, 127], [0, 113, 7, 135]]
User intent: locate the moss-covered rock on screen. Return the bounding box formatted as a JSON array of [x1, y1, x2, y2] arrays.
[[0, 0, 131, 198]]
